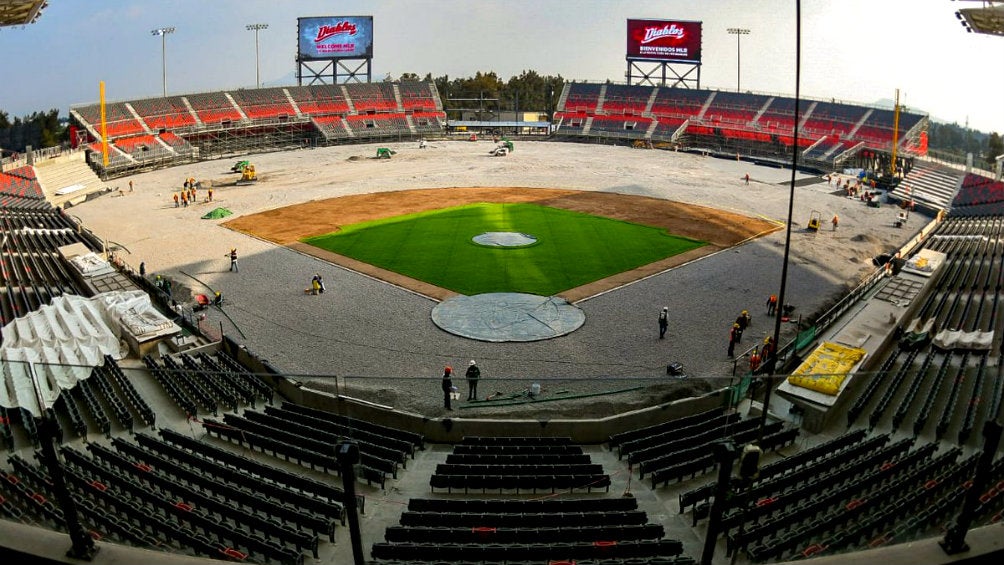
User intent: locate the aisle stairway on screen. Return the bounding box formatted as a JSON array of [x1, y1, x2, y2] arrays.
[[889, 161, 963, 212], [33, 152, 107, 208]]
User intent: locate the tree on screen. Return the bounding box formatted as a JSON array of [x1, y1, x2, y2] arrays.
[[430, 71, 564, 120], [0, 108, 65, 151], [927, 121, 990, 162], [399, 72, 420, 82], [987, 132, 1003, 167]]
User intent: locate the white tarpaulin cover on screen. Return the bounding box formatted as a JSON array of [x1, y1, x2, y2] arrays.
[[933, 329, 995, 351], [0, 291, 173, 417], [69, 251, 116, 277]]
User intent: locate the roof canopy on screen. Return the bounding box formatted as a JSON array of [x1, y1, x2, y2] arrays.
[[0, 0, 48, 27]]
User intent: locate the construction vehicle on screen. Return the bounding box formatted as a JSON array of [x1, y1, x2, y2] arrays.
[[807, 210, 822, 232], [236, 163, 257, 185], [376, 148, 396, 159], [231, 160, 250, 173], [490, 140, 514, 156]]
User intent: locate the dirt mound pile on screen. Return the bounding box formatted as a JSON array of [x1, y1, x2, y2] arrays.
[[851, 233, 883, 245]]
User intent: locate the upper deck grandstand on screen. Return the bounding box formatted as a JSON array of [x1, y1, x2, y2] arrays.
[[552, 83, 928, 172], [69, 82, 446, 172]]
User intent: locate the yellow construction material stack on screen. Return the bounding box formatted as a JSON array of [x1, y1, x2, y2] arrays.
[[787, 341, 867, 396]]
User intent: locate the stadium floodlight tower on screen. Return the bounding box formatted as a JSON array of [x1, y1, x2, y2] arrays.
[[727, 27, 750, 92], [247, 23, 269, 88], [151, 26, 175, 97]]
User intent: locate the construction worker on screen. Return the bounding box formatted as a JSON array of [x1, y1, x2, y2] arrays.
[[441, 366, 454, 411], [207, 187, 213, 202], [228, 248, 238, 272], [762, 336, 776, 363], [749, 347, 761, 374], [173, 192, 179, 207], [658, 306, 669, 339], [735, 310, 751, 342], [466, 360, 481, 401], [766, 294, 778, 316], [728, 323, 740, 358], [831, 214, 839, 231]]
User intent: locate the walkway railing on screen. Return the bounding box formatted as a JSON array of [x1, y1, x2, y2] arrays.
[[728, 214, 942, 406]]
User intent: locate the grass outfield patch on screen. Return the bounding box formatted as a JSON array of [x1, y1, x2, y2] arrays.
[[303, 202, 706, 296]]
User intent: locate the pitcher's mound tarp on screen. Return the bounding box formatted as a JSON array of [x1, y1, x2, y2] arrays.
[[202, 207, 233, 220], [432, 292, 585, 342]]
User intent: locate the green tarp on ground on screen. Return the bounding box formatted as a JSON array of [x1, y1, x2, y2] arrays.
[[202, 207, 233, 219]]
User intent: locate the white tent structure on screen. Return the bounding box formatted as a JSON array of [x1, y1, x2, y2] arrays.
[[0, 291, 176, 417]]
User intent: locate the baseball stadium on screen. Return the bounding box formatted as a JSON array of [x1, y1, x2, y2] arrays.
[[2, 2, 1004, 565]]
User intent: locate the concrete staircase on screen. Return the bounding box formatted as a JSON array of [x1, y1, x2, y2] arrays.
[[283, 88, 304, 118], [846, 109, 873, 140], [180, 97, 204, 127], [696, 91, 716, 121], [753, 97, 775, 125], [644, 119, 659, 140], [644, 87, 659, 115], [33, 152, 108, 208], [392, 84, 405, 113], [341, 85, 356, 114], [890, 161, 964, 212], [798, 101, 818, 130], [124, 103, 153, 134], [428, 82, 446, 112], [594, 84, 609, 113], [555, 84, 571, 111], [223, 93, 250, 121]]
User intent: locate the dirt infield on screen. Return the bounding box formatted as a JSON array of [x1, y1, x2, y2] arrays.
[[224, 187, 779, 301]]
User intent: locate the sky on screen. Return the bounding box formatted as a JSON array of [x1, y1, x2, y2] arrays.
[[0, 0, 1001, 133]]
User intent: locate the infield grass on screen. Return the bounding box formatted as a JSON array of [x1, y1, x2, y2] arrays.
[[303, 202, 705, 296]]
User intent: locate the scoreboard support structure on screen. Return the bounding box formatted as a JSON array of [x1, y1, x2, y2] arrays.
[[297, 58, 372, 85], [626, 60, 701, 89]]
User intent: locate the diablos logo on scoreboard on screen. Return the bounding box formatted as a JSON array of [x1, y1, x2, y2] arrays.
[[298, 16, 373, 60], [626, 19, 702, 63]]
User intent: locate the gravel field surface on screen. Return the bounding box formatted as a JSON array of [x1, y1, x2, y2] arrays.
[[70, 140, 922, 419]]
